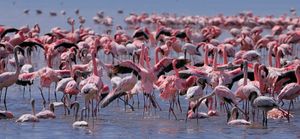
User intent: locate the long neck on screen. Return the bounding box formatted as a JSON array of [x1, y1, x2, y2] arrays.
[[275, 49, 282, 68], [223, 48, 228, 65], [185, 76, 196, 87], [27, 48, 32, 65], [71, 24, 74, 33], [92, 52, 98, 76], [258, 67, 264, 93], [254, 64, 258, 81], [32, 101, 36, 115], [172, 61, 179, 77], [297, 70, 300, 85], [155, 47, 160, 64], [144, 48, 151, 69], [46, 54, 53, 68], [213, 49, 218, 71], [139, 45, 145, 67], [268, 45, 273, 67], [243, 64, 248, 86], [204, 46, 209, 66], [14, 49, 21, 75], [80, 108, 85, 121], [193, 91, 215, 111], [69, 59, 74, 78]]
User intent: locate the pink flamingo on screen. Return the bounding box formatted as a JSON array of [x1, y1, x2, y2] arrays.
[[100, 72, 137, 110], [194, 83, 248, 120], [227, 107, 251, 125], [0, 46, 22, 109], [79, 43, 104, 117], [0, 110, 14, 119], [277, 65, 300, 122], [36, 103, 56, 119], [16, 99, 39, 122]]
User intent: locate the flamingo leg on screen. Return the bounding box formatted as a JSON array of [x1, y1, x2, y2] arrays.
[[177, 93, 182, 113], [262, 111, 265, 127], [63, 95, 70, 115], [92, 99, 94, 117], [168, 101, 171, 119], [147, 95, 151, 113], [0, 89, 2, 103], [4, 87, 8, 105], [214, 95, 217, 110], [252, 108, 255, 122], [291, 99, 295, 110], [29, 85, 32, 98], [118, 97, 134, 111], [23, 86, 25, 98], [48, 87, 51, 102], [265, 111, 268, 127], [39, 87, 46, 104], [169, 100, 178, 120], [287, 100, 293, 122], [143, 94, 146, 117], [185, 102, 190, 123], [151, 94, 162, 111], [136, 93, 140, 109], [54, 83, 58, 102], [124, 94, 127, 112]]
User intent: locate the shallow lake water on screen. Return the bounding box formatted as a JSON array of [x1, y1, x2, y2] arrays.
[[1, 0, 300, 139]]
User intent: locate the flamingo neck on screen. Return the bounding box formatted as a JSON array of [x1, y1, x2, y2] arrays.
[[213, 50, 218, 71], [223, 48, 228, 65], [258, 68, 264, 93], [32, 101, 36, 115], [243, 65, 248, 86], [297, 71, 300, 85], [144, 48, 151, 69], [27, 49, 32, 65], [185, 76, 196, 87], [69, 60, 74, 78], [92, 53, 98, 76], [72, 24, 74, 33], [14, 48, 21, 74], [139, 45, 145, 67], [204, 46, 209, 66], [46, 54, 53, 68], [155, 47, 159, 64], [172, 61, 179, 77], [80, 108, 85, 121], [253, 64, 259, 82], [268, 45, 273, 67], [275, 49, 282, 68]]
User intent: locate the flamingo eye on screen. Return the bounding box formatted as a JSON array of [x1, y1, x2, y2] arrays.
[[190, 94, 194, 98]]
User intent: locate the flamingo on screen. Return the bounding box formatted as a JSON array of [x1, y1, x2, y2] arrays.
[[0, 46, 23, 109], [71, 101, 88, 127], [227, 107, 251, 125], [16, 46, 35, 97], [100, 72, 137, 108], [0, 110, 14, 119], [36, 103, 56, 119], [277, 65, 300, 122], [249, 92, 288, 127], [185, 84, 214, 120], [193, 84, 248, 120], [16, 99, 39, 122], [78, 43, 104, 116], [235, 61, 261, 117]]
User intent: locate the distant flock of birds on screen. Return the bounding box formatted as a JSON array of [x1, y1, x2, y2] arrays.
[[0, 8, 300, 128]]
